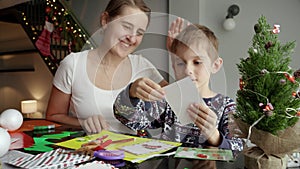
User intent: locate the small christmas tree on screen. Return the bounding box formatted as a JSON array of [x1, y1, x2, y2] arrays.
[[235, 15, 300, 169], [235, 16, 300, 135]]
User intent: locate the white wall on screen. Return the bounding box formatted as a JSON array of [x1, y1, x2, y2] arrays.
[[0, 53, 53, 114], [169, 0, 300, 99]]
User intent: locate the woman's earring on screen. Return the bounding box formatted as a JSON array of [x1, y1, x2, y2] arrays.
[[99, 27, 104, 34]]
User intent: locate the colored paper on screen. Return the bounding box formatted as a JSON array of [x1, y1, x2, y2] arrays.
[[163, 77, 203, 125], [23, 131, 80, 152], [56, 130, 182, 163], [120, 140, 175, 155], [174, 147, 234, 161], [9, 132, 34, 149], [25, 145, 54, 152], [41, 131, 78, 139], [6, 148, 90, 169], [14, 120, 61, 132]]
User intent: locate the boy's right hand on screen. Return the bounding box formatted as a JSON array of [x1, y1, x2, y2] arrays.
[[130, 77, 165, 101]]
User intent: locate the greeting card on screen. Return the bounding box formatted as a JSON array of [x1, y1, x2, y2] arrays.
[[120, 140, 175, 155], [174, 147, 234, 161]]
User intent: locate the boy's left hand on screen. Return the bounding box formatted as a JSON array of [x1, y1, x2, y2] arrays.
[[187, 103, 221, 146]]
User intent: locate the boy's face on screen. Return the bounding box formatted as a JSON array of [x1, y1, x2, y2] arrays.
[[172, 44, 216, 91]]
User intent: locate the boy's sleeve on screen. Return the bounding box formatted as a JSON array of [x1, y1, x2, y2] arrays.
[[113, 84, 166, 131], [218, 99, 244, 155]]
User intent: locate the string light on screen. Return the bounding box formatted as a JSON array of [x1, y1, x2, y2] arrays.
[[19, 0, 92, 75], [240, 68, 300, 119]]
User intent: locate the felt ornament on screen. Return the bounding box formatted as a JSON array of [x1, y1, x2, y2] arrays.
[[35, 19, 54, 56]]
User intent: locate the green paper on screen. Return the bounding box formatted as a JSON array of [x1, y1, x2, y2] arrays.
[[25, 145, 53, 152], [41, 131, 77, 139], [33, 137, 54, 145]]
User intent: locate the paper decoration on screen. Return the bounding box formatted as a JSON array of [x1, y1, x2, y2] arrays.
[[6, 148, 90, 169], [120, 140, 175, 155], [56, 130, 181, 163], [163, 77, 203, 125], [174, 147, 234, 161], [74, 160, 118, 169]]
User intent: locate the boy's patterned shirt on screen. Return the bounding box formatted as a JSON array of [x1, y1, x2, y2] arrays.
[[114, 85, 243, 153]]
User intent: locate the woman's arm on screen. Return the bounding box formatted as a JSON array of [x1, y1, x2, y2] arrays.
[[46, 86, 80, 126]]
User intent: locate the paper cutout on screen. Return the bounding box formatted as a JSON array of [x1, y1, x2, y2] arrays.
[[25, 145, 54, 152], [24, 131, 80, 152], [24, 137, 54, 152], [120, 140, 175, 155], [6, 148, 90, 169], [75, 161, 118, 169], [41, 131, 77, 139], [174, 147, 234, 161], [32, 137, 53, 145], [56, 130, 181, 163], [163, 77, 203, 125], [9, 132, 34, 149]]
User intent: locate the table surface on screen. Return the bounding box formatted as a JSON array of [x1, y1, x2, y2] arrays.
[[0, 120, 246, 169]]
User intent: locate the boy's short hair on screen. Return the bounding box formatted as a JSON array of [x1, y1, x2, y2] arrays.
[[170, 24, 219, 61]]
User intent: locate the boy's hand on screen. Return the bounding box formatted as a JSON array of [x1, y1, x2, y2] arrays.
[[79, 115, 109, 134], [130, 77, 165, 101], [187, 103, 221, 146]]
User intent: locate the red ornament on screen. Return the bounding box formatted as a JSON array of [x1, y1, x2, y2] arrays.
[[293, 68, 300, 78], [260, 103, 273, 111], [272, 24, 280, 34], [284, 73, 295, 83], [265, 42, 273, 50], [297, 111, 300, 117], [45, 6, 51, 14], [239, 78, 245, 90], [259, 102, 274, 117], [292, 91, 300, 98]]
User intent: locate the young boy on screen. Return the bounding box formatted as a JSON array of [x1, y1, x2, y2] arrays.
[[113, 23, 243, 152]]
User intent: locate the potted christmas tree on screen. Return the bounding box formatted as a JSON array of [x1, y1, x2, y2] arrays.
[[235, 16, 300, 169]]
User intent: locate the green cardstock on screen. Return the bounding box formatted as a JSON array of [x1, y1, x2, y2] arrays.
[[41, 131, 78, 139], [24, 131, 80, 152], [24, 145, 53, 152]]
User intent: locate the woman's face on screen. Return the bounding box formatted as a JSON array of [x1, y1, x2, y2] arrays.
[[102, 6, 148, 58]]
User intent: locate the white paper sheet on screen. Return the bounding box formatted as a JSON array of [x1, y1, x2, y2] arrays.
[[163, 77, 203, 125]]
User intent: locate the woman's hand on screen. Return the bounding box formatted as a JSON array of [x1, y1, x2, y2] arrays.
[[187, 103, 221, 146], [129, 77, 165, 101], [79, 115, 109, 134], [167, 17, 188, 51]]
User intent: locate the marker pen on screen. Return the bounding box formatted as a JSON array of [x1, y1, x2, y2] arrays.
[[33, 124, 55, 130]]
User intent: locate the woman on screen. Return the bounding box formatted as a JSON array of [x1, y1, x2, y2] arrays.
[[46, 0, 168, 134]]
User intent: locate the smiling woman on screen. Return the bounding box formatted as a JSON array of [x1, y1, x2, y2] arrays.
[[45, 0, 168, 135]]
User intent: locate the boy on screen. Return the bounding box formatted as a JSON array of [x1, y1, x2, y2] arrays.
[[113, 23, 243, 152]]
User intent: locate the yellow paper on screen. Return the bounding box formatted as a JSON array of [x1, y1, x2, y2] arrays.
[[55, 130, 181, 163]]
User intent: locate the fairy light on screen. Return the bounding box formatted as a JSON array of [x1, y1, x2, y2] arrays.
[[240, 68, 300, 120]]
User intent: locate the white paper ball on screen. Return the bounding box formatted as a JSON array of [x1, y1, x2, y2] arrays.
[[0, 109, 23, 131], [223, 18, 236, 31], [0, 127, 11, 157]]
